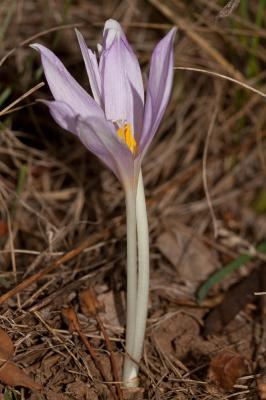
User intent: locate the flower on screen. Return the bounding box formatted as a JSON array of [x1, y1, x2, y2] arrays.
[[31, 20, 176, 189]]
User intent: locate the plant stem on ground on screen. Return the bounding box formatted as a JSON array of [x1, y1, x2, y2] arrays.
[[123, 185, 138, 385], [123, 170, 150, 387]]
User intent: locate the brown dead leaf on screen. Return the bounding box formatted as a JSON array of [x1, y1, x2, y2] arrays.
[[204, 267, 261, 335], [79, 287, 104, 317], [0, 360, 42, 390], [257, 371, 266, 400], [66, 379, 98, 399], [0, 328, 42, 391], [98, 289, 125, 329], [153, 311, 202, 360], [208, 351, 248, 391], [62, 307, 80, 333], [122, 387, 145, 400], [0, 328, 14, 359], [0, 220, 8, 236], [157, 224, 218, 284]]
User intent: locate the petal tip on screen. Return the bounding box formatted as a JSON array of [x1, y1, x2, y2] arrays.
[[104, 19, 122, 33], [75, 28, 82, 40], [170, 26, 178, 39], [30, 43, 40, 51]]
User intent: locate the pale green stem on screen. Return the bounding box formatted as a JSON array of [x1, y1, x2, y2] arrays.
[[123, 185, 138, 385], [133, 170, 149, 373], [122, 170, 150, 387]]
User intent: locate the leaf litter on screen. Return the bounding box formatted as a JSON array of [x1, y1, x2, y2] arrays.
[[0, 328, 41, 391]]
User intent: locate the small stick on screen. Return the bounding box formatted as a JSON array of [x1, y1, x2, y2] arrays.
[[96, 315, 124, 399], [0, 83, 45, 116], [80, 288, 123, 400], [0, 232, 106, 306], [62, 307, 118, 400]]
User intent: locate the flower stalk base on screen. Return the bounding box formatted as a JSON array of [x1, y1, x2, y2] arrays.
[[123, 171, 149, 387]]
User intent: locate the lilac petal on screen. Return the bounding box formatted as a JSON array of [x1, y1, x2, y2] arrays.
[[100, 20, 144, 137], [30, 43, 103, 119], [76, 116, 134, 183], [139, 27, 177, 154], [75, 29, 102, 106], [40, 99, 134, 183], [40, 100, 78, 134]]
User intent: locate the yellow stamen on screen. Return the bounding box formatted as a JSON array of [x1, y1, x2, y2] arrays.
[[117, 123, 137, 155]]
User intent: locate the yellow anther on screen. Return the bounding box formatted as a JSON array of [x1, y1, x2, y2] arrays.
[[117, 127, 124, 140], [117, 123, 137, 155]]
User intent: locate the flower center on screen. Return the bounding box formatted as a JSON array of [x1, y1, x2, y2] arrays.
[[117, 123, 137, 155]]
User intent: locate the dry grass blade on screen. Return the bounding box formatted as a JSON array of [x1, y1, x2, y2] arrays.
[[217, 0, 240, 19], [148, 0, 244, 81], [202, 90, 220, 237], [175, 66, 266, 97], [0, 82, 45, 116], [0, 23, 84, 67], [0, 232, 107, 305]]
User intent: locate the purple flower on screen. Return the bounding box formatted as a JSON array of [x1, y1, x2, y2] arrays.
[[31, 20, 176, 189]]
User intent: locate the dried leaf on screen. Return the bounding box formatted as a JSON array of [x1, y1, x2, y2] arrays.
[[0, 328, 41, 391], [98, 289, 125, 328], [62, 307, 80, 332], [208, 351, 248, 390], [257, 371, 266, 399], [0, 328, 14, 359], [0, 360, 42, 390], [204, 267, 261, 335], [79, 287, 104, 317], [122, 387, 145, 400], [157, 226, 218, 284], [0, 220, 8, 237]]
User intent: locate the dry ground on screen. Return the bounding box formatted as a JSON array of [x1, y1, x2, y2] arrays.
[[0, 0, 266, 399]]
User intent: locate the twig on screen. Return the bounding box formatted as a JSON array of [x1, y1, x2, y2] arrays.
[[62, 307, 118, 400], [0, 232, 106, 306], [96, 315, 123, 399], [80, 288, 123, 399]]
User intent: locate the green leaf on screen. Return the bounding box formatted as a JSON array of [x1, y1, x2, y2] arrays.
[[4, 389, 17, 400], [252, 189, 266, 214], [197, 242, 266, 303], [0, 0, 16, 41], [16, 164, 28, 198], [0, 87, 12, 108]]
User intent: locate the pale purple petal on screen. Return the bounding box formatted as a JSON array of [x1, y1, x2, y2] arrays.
[[75, 29, 102, 106], [30, 43, 103, 119], [100, 37, 131, 123], [40, 100, 78, 134], [76, 116, 134, 182], [100, 20, 144, 137], [139, 27, 176, 154], [41, 99, 134, 183], [40, 99, 119, 175]]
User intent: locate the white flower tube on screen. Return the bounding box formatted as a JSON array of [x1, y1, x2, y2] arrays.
[[123, 170, 149, 386]]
